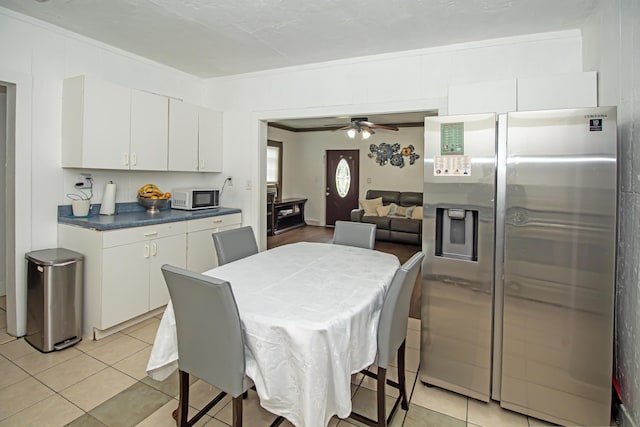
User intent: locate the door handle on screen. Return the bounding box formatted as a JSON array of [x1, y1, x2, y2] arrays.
[[326, 192, 330, 196], [151, 242, 157, 256], [144, 244, 150, 258]]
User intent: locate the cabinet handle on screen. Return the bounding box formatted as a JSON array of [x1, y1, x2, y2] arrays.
[[144, 231, 158, 237], [132, 153, 137, 166], [213, 219, 223, 224], [194, 160, 198, 170], [151, 242, 157, 256], [144, 244, 150, 258], [200, 160, 205, 170], [124, 153, 129, 166]]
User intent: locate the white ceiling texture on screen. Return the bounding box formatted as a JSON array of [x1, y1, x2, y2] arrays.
[[0, 0, 602, 128]]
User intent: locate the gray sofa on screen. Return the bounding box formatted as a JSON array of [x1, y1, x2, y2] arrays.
[[350, 190, 423, 245]]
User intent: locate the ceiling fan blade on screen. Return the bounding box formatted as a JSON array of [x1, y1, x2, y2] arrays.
[[370, 124, 399, 131], [361, 125, 375, 134], [335, 125, 355, 131]]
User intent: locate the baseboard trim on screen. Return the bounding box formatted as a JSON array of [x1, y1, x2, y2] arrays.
[[92, 306, 166, 341]]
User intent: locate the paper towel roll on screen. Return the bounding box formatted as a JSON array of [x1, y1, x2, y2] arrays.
[[100, 181, 117, 215]]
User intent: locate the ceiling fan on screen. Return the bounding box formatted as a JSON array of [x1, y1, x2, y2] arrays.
[[337, 117, 399, 139]]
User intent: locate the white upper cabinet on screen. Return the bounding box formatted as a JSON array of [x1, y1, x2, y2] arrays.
[[63, 75, 220, 172], [446, 72, 598, 115], [448, 79, 517, 115], [62, 75, 131, 169], [198, 107, 223, 172], [168, 99, 223, 172], [62, 76, 170, 170], [130, 89, 169, 170], [168, 99, 199, 171], [517, 71, 597, 111]]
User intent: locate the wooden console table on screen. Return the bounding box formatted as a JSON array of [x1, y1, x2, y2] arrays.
[[268, 197, 307, 235]]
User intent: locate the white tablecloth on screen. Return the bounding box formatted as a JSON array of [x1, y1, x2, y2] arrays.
[[147, 242, 400, 427]]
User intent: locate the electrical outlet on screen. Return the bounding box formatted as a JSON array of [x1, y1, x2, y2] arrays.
[[76, 173, 93, 189], [227, 176, 233, 187]]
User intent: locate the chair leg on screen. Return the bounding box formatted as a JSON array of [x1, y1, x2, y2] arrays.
[[232, 395, 243, 427], [397, 341, 409, 410], [177, 370, 190, 427], [351, 351, 409, 427], [377, 367, 387, 427]]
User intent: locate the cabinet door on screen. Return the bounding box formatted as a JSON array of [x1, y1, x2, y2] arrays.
[[80, 76, 131, 169], [198, 107, 223, 172], [102, 243, 149, 329], [149, 233, 187, 310], [186, 229, 217, 273], [187, 223, 239, 272], [131, 90, 168, 171], [168, 99, 199, 171]]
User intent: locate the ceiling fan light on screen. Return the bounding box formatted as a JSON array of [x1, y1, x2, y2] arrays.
[[361, 129, 371, 139], [346, 128, 357, 138]]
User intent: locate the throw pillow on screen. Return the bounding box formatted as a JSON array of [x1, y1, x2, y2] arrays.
[[412, 206, 423, 219], [376, 205, 391, 216], [359, 197, 383, 216], [388, 203, 415, 218]]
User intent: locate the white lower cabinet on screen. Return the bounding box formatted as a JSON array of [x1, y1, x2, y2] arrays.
[[148, 233, 187, 310], [101, 232, 186, 327], [58, 213, 241, 339], [186, 213, 242, 272], [101, 242, 150, 328], [59, 221, 189, 338]]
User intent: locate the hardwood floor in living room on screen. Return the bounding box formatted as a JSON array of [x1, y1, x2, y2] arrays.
[[267, 225, 423, 319]]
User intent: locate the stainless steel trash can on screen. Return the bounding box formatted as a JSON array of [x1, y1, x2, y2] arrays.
[[25, 248, 83, 352]]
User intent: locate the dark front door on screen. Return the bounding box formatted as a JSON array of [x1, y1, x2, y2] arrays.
[[326, 150, 359, 226]]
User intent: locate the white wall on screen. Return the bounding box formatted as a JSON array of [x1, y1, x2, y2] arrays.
[[0, 7, 231, 336], [0, 6, 592, 337], [583, 1, 640, 426], [268, 126, 424, 225], [206, 30, 585, 247], [0, 85, 6, 296]]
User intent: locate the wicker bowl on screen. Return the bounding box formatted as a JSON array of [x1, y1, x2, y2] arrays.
[[137, 197, 169, 214]]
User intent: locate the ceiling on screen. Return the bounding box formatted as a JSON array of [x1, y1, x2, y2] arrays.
[[0, 0, 601, 79], [1, 0, 601, 131]]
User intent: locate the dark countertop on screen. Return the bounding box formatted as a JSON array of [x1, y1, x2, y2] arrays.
[[58, 202, 242, 231]]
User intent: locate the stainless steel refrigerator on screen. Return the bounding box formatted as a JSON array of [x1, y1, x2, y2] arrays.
[[420, 107, 617, 427]]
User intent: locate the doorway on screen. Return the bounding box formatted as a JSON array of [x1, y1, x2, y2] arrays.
[[0, 84, 7, 335], [325, 150, 359, 226]]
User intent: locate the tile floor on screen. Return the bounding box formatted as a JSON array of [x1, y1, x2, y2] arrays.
[[0, 300, 613, 427]]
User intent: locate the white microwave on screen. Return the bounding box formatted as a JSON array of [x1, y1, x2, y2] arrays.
[[171, 188, 220, 210]]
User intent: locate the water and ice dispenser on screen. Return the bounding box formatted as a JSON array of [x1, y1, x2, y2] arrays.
[[435, 208, 478, 262]]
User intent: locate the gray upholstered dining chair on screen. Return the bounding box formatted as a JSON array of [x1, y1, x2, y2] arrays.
[[161, 264, 284, 427], [162, 264, 251, 427], [212, 226, 259, 265], [349, 251, 424, 427], [332, 220, 376, 249]]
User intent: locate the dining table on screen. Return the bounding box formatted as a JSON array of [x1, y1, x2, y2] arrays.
[[146, 241, 400, 427]]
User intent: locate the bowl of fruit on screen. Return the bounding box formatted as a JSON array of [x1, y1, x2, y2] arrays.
[[137, 184, 171, 213]]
